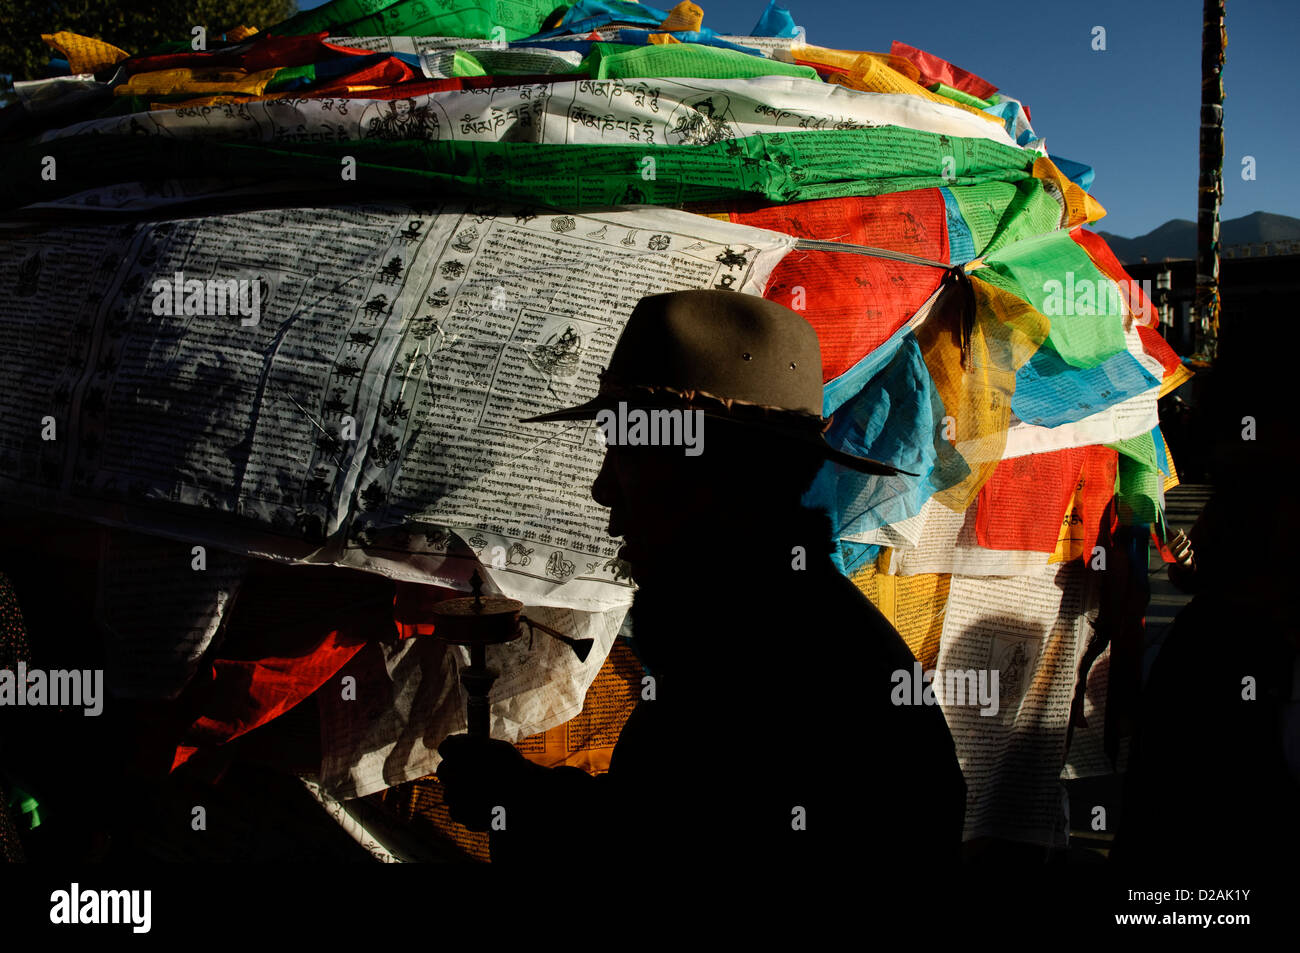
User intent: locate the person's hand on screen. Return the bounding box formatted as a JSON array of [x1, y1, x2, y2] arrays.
[[1168, 529, 1196, 570], [436, 734, 531, 832], [1166, 528, 1198, 593]]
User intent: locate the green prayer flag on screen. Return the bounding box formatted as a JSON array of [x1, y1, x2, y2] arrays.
[[592, 43, 820, 81], [929, 82, 992, 110], [950, 179, 1062, 257], [981, 229, 1127, 369], [4, 127, 1034, 213], [274, 0, 559, 40]]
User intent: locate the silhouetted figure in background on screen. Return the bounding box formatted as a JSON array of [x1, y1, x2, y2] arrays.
[[1116, 334, 1300, 870], [438, 290, 966, 865], [1158, 394, 1194, 482]]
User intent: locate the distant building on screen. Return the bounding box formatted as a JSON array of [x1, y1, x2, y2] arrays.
[[1221, 240, 1300, 258], [1126, 252, 1299, 485], [1126, 253, 1300, 362]]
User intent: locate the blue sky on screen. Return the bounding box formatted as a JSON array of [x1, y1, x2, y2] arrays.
[[303, 0, 1298, 237]]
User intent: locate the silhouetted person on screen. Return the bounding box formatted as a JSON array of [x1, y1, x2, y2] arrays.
[[1115, 345, 1300, 870], [438, 290, 966, 866]]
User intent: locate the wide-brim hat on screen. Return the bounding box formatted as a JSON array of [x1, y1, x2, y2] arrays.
[[520, 289, 918, 476]]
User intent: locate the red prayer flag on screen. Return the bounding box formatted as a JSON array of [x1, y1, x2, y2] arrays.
[[889, 41, 998, 100], [306, 56, 419, 94], [125, 32, 364, 75], [178, 628, 367, 754], [729, 192, 950, 380], [976, 448, 1089, 553], [1135, 325, 1184, 380], [169, 565, 392, 768], [976, 446, 1117, 558]]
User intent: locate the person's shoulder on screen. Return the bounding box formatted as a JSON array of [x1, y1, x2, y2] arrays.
[[806, 567, 919, 666]]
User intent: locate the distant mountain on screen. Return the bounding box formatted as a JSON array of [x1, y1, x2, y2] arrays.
[[1097, 211, 1300, 263]]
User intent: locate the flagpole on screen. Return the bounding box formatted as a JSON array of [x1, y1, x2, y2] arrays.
[[1194, 0, 1226, 362]]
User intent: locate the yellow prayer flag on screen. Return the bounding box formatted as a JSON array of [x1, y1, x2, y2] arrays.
[[1049, 474, 1088, 564], [41, 31, 129, 74], [1163, 459, 1180, 494], [1158, 362, 1193, 399], [792, 45, 921, 82], [922, 274, 1049, 511], [795, 46, 1003, 126], [1032, 156, 1107, 229], [658, 1, 704, 32], [115, 67, 281, 98], [859, 568, 950, 670]]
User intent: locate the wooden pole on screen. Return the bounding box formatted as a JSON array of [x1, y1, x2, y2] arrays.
[[1195, 0, 1226, 360]]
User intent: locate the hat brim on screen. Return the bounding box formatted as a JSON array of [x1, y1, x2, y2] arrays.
[[519, 399, 918, 477], [519, 396, 613, 426]]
